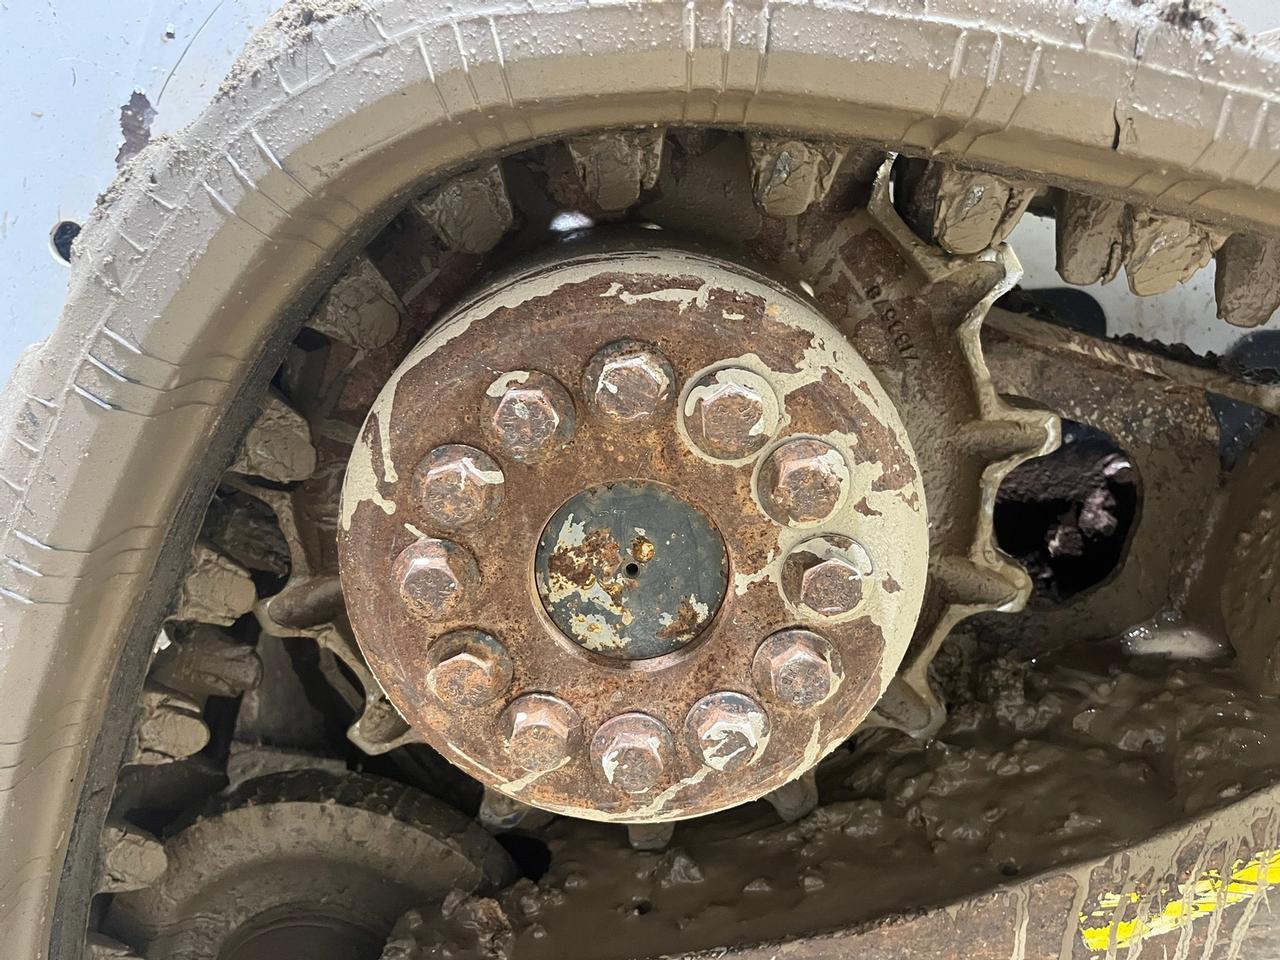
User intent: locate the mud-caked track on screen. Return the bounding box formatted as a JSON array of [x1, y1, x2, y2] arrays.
[[9, 2, 1280, 959]]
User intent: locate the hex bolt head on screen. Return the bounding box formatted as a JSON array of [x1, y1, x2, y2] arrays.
[[393, 538, 480, 619], [591, 713, 673, 794], [752, 630, 843, 710], [412, 444, 505, 530], [800, 558, 864, 616], [684, 368, 779, 461], [758, 438, 850, 525], [502, 694, 581, 773], [780, 536, 872, 618], [486, 371, 576, 463], [684, 691, 771, 773], [583, 341, 675, 423], [425, 630, 513, 708]]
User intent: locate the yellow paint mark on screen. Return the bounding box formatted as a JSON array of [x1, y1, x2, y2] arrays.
[[1079, 849, 1280, 953]]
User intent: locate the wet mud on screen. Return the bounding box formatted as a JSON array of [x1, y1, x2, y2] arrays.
[[388, 631, 1280, 959]]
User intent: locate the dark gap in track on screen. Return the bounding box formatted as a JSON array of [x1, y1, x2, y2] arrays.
[[994, 419, 1140, 605]]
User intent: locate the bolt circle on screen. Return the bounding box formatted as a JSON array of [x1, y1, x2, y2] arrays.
[[393, 538, 480, 619], [583, 340, 675, 423], [411, 444, 505, 530], [338, 246, 931, 822], [752, 629, 843, 710], [485, 371, 576, 463], [684, 691, 771, 773], [425, 630, 513, 708], [781, 535, 872, 618], [758, 438, 850, 525], [683, 368, 780, 461], [590, 713, 673, 794], [501, 694, 582, 773]]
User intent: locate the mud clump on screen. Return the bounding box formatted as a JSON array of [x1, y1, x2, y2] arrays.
[[382, 890, 515, 960]]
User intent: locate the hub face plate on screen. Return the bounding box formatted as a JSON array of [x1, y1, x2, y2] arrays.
[[535, 480, 728, 661], [338, 246, 930, 822]]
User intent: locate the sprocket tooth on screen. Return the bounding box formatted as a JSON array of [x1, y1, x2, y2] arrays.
[[932, 555, 1026, 610], [229, 390, 317, 483], [896, 159, 1035, 255], [871, 674, 942, 738], [1054, 191, 1126, 285], [172, 543, 256, 626], [627, 821, 675, 851], [414, 162, 515, 254], [347, 693, 423, 756], [1215, 232, 1280, 328], [314, 625, 423, 754], [763, 769, 818, 823], [306, 254, 403, 351], [126, 685, 210, 766], [97, 822, 167, 894], [1123, 209, 1226, 296], [747, 134, 849, 217], [150, 624, 262, 699], [565, 128, 665, 211], [954, 419, 1055, 461]]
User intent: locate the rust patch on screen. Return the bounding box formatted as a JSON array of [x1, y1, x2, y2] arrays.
[[840, 226, 910, 296], [656, 596, 704, 643], [548, 528, 620, 593]]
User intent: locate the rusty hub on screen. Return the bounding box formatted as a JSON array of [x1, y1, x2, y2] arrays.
[[338, 246, 929, 821]]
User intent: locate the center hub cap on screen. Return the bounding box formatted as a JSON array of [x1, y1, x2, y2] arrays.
[[338, 245, 929, 822], [536, 481, 727, 660]]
